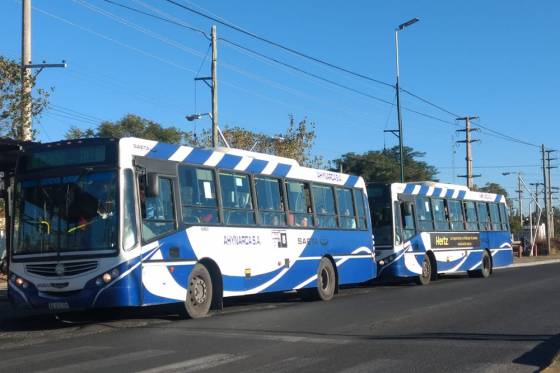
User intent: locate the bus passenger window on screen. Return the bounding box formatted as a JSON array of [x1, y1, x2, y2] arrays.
[[140, 176, 176, 242], [336, 188, 356, 229], [219, 172, 255, 225], [179, 166, 219, 224], [400, 201, 416, 242], [286, 181, 313, 227], [432, 198, 449, 231], [255, 177, 286, 226], [354, 190, 368, 229], [447, 200, 465, 231], [499, 204, 510, 231], [415, 196, 434, 231], [312, 184, 337, 228], [463, 201, 478, 231], [477, 202, 491, 231], [489, 203, 501, 231]]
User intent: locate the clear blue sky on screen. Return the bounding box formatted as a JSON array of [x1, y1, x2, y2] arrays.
[[1, 0, 559, 208]]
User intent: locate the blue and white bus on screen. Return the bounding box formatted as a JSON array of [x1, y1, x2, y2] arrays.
[[7, 137, 375, 317], [368, 182, 513, 285]]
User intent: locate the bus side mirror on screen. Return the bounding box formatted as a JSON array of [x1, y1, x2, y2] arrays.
[[146, 172, 159, 197]]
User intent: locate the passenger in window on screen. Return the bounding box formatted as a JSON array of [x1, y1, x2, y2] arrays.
[[300, 216, 308, 227]]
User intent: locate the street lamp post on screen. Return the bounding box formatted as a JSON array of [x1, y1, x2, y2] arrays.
[[186, 112, 230, 148], [395, 17, 419, 182]]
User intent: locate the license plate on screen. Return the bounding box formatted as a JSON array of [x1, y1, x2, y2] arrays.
[[48, 302, 70, 311]]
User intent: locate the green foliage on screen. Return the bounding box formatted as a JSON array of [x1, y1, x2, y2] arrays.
[[65, 114, 188, 144], [65, 114, 320, 167], [194, 115, 321, 167], [0, 56, 52, 139], [476, 182, 509, 198], [332, 146, 438, 182], [509, 214, 522, 235]]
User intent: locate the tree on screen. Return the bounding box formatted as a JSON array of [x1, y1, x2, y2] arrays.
[[69, 114, 321, 168], [333, 146, 438, 182], [195, 115, 321, 167], [477, 182, 509, 198], [0, 56, 52, 139], [66, 114, 189, 144]]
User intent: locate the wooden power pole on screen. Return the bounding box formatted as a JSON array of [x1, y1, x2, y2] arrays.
[[456, 116, 480, 189], [211, 25, 218, 148], [21, 0, 32, 141]]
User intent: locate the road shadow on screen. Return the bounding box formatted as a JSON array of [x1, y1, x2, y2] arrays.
[[514, 333, 560, 371]]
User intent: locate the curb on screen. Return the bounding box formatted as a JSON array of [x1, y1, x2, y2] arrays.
[[506, 259, 560, 269]]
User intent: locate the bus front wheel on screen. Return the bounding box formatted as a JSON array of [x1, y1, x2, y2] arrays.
[[184, 264, 213, 318], [415, 254, 434, 286], [468, 251, 492, 278]]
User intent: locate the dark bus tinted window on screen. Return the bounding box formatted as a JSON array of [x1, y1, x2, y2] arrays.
[[415, 196, 434, 231], [336, 188, 356, 229], [312, 184, 337, 228], [463, 201, 478, 231], [354, 189, 367, 229], [255, 177, 286, 226], [432, 198, 449, 231], [179, 166, 219, 224], [489, 203, 501, 231], [447, 200, 465, 231], [219, 172, 255, 225], [477, 202, 491, 231]]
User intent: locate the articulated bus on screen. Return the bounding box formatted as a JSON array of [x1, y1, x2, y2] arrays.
[[7, 137, 375, 317], [368, 182, 513, 285]]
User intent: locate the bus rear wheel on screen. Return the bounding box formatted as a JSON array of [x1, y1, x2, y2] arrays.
[[299, 257, 337, 301], [468, 251, 492, 278], [415, 254, 433, 286], [184, 264, 213, 318]]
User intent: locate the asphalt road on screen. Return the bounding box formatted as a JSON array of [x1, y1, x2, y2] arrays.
[[0, 263, 559, 372]]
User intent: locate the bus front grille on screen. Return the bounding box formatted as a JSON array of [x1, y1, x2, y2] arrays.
[[26, 261, 98, 277]]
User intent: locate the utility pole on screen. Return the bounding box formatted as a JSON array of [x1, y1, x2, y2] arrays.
[[546, 150, 557, 238], [20, 0, 32, 141], [541, 145, 551, 254], [211, 25, 218, 148], [456, 116, 480, 189], [517, 174, 523, 226]]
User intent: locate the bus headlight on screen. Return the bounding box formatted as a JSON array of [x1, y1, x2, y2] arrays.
[[102, 272, 112, 283]]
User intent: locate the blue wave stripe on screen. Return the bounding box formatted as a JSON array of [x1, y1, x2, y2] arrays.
[[217, 154, 243, 170], [150, 142, 180, 160], [344, 175, 359, 187], [185, 148, 213, 164], [458, 190, 467, 200], [245, 159, 268, 174], [271, 163, 292, 177]]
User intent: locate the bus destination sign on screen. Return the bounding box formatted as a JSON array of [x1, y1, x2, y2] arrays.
[[430, 232, 480, 249]]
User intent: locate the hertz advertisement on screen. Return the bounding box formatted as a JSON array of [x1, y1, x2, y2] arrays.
[[430, 233, 480, 249]]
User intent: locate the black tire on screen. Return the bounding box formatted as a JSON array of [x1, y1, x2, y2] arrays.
[[468, 251, 492, 278], [184, 264, 213, 319], [300, 257, 337, 301], [316, 258, 337, 301], [415, 254, 434, 286]]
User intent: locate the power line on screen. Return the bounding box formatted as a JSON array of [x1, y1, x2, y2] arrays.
[[161, 0, 394, 89]]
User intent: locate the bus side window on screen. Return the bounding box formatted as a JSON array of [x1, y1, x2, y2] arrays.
[[394, 201, 403, 245], [415, 196, 434, 231], [448, 199, 465, 231], [499, 203, 509, 231], [432, 198, 449, 231], [463, 201, 478, 231], [489, 203, 501, 231], [477, 202, 491, 231], [139, 176, 177, 242], [400, 201, 416, 242], [286, 181, 313, 227], [122, 169, 138, 251], [354, 189, 367, 229]]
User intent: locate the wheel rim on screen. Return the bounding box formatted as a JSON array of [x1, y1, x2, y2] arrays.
[[190, 276, 208, 305], [320, 268, 330, 291], [422, 258, 431, 279]]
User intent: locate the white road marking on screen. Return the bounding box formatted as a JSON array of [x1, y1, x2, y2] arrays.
[[37, 349, 172, 373], [137, 353, 247, 373]]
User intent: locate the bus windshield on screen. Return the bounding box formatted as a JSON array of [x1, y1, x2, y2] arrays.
[[367, 184, 393, 246], [13, 170, 118, 255]]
